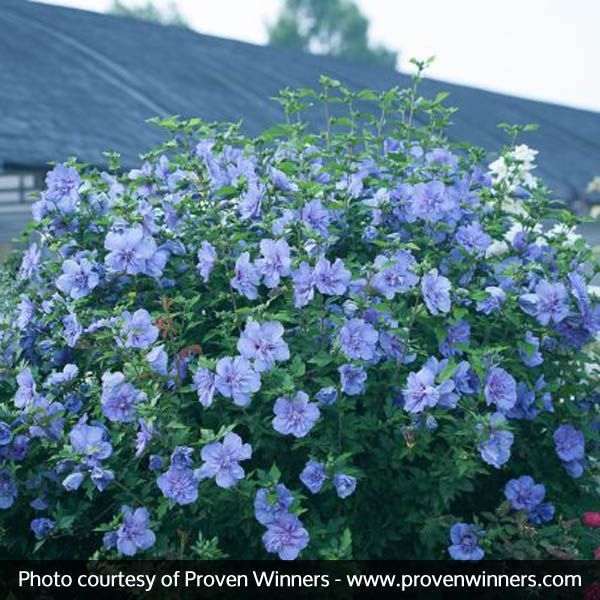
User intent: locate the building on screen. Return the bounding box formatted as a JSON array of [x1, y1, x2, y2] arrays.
[[1, 0, 600, 247]]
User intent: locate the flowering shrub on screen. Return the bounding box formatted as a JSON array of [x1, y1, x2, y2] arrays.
[[0, 68, 599, 560]]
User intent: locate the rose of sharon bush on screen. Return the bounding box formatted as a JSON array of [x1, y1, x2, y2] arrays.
[[0, 72, 598, 560]]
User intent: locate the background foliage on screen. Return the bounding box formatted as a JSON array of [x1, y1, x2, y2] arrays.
[[268, 0, 398, 68]]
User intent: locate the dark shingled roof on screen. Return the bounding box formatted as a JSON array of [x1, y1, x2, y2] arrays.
[[1, 0, 599, 201]]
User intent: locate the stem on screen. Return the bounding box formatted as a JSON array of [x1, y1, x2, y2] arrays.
[[112, 477, 146, 506]]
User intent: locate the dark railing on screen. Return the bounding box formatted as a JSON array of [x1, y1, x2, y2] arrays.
[[0, 172, 42, 208]]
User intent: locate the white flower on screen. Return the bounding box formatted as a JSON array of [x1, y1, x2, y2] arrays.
[[511, 144, 538, 164], [485, 240, 509, 258], [504, 222, 524, 243], [489, 146, 538, 192], [521, 171, 538, 189], [488, 157, 509, 182], [504, 222, 542, 243], [588, 285, 600, 299], [546, 224, 582, 248], [584, 359, 600, 376], [501, 198, 528, 217], [587, 176, 600, 194]]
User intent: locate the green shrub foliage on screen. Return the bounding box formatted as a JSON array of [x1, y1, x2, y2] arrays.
[[0, 69, 598, 559]]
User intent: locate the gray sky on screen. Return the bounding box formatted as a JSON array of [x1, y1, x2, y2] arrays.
[[37, 0, 600, 111]]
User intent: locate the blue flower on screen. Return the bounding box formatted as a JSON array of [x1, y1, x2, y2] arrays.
[[103, 531, 119, 551], [147, 344, 169, 376], [214, 356, 261, 407], [362, 225, 377, 241], [448, 523, 484, 560], [148, 455, 163, 471], [196, 432, 252, 488], [504, 476, 545, 511], [506, 382, 539, 420], [0, 422, 11, 446], [18, 243, 41, 281], [339, 364, 367, 396], [426, 148, 459, 170], [262, 514, 309, 560], [455, 222, 491, 255], [478, 419, 514, 469], [111, 506, 156, 556], [27, 396, 65, 440], [363, 188, 388, 226], [46, 364, 78, 387], [101, 372, 146, 423], [292, 262, 315, 308], [272, 392, 320, 438], [30, 498, 48, 512], [69, 421, 112, 465], [341, 171, 363, 197], [157, 466, 198, 505], [338, 318, 379, 361], [192, 367, 216, 407], [237, 321, 290, 372], [31, 518, 55, 540], [0, 470, 18, 509], [135, 199, 158, 234], [230, 252, 261, 300], [16, 294, 35, 330], [315, 386, 338, 406], [90, 466, 114, 491], [239, 180, 264, 220], [421, 269, 451, 315], [170, 446, 194, 469], [272, 209, 296, 235], [439, 320, 470, 357], [527, 502, 555, 525], [535, 281, 570, 325], [9, 435, 29, 462], [44, 163, 81, 212], [553, 424, 585, 462], [299, 460, 327, 493], [135, 418, 155, 457], [257, 239, 291, 288], [333, 473, 357, 499], [143, 246, 168, 278], [568, 272, 600, 334], [562, 459, 584, 478], [484, 367, 517, 412], [62, 472, 85, 491], [14, 368, 37, 409], [476, 286, 506, 315], [301, 199, 330, 236], [370, 250, 418, 300], [270, 166, 297, 191], [254, 484, 294, 526], [104, 226, 159, 276], [519, 280, 569, 326], [519, 331, 543, 367], [196, 241, 217, 282], [403, 363, 455, 414], [553, 425, 586, 477], [424, 415, 438, 430], [314, 258, 351, 296], [62, 312, 82, 347], [117, 309, 159, 350], [410, 181, 455, 222], [56, 257, 100, 299]]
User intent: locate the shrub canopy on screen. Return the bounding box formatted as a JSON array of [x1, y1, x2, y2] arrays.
[[0, 70, 598, 560]]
